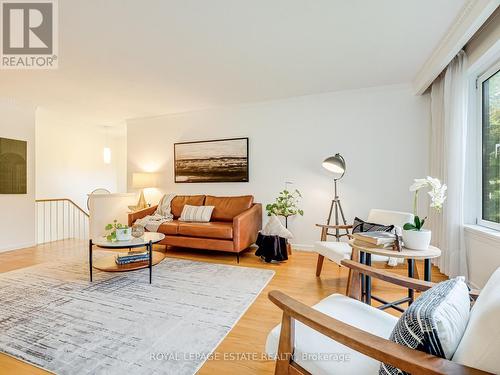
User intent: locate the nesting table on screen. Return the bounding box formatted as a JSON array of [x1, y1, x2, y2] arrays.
[[89, 232, 166, 284], [348, 240, 441, 312]]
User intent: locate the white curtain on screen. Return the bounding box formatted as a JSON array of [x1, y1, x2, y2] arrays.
[[429, 50, 469, 278]]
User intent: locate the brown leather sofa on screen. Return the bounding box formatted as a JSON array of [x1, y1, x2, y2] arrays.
[[128, 195, 262, 262]]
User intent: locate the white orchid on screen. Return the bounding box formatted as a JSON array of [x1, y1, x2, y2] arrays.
[[405, 176, 447, 231], [409, 178, 428, 192]]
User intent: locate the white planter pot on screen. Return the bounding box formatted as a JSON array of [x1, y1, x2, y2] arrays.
[[402, 229, 431, 250], [116, 228, 132, 241]]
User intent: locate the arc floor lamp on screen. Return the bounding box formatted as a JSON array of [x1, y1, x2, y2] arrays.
[[322, 153, 348, 241]]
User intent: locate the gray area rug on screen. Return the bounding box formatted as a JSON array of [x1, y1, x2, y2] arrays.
[[0, 258, 274, 374]]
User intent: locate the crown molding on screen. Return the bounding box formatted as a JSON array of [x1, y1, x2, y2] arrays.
[[412, 0, 499, 95]]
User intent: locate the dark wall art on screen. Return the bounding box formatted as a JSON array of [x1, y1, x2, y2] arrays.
[[0, 137, 27, 194]]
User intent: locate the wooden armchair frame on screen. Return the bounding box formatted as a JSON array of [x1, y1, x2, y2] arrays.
[[268, 259, 488, 375]]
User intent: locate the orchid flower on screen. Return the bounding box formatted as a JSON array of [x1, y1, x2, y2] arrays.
[[404, 176, 447, 231]]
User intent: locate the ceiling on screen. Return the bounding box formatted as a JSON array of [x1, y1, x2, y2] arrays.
[[0, 0, 467, 124]]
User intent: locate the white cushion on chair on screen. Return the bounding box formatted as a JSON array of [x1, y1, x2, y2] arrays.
[[265, 294, 398, 375], [452, 267, 500, 374], [315, 241, 390, 266], [314, 241, 352, 266]]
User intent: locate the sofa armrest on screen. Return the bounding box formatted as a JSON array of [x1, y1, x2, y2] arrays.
[[128, 205, 157, 226], [233, 203, 262, 251]]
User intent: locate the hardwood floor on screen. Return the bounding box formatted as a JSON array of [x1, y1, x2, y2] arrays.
[[0, 240, 446, 375]]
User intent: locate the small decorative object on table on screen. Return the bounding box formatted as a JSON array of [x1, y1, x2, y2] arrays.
[[105, 220, 132, 242], [403, 176, 447, 250], [131, 223, 145, 238], [392, 233, 402, 252]]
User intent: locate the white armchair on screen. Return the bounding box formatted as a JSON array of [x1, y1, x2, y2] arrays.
[[314, 209, 414, 276], [265, 261, 499, 375]]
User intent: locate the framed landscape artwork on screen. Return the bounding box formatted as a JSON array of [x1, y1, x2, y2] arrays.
[[174, 137, 249, 183], [0, 137, 27, 194]]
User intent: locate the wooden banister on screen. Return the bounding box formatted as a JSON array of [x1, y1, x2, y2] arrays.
[[36, 198, 89, 217]]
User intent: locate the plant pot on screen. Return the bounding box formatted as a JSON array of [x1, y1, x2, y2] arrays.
[[116, 228, 132, 241], [402, 229, 431, 250]]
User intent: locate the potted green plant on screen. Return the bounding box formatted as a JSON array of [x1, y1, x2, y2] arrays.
[[402, 177, 447, 250], [266, 189, 304, 228], [105, 220, 131, 241]]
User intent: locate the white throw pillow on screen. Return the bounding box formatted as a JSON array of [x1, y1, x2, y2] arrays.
[[452, 267, 500, 374], [261, 215, 293, 239], [179, 205, 214, 222]]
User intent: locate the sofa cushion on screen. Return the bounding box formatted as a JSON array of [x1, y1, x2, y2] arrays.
[[266, 294, 398, 375], [171, 195, 205, 218], [452, 267, 500, 374], [178, 221, 233, 240], [205, 195, 254, 222], [157, 221, 179, 235]]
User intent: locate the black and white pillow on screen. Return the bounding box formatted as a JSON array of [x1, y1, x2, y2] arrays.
[[352, 217, 394, 234], [380, 277, 471, 375], [179, 205, 214, 222]]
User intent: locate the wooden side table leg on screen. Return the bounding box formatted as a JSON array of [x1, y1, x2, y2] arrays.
[[347, 248, 362, 300]]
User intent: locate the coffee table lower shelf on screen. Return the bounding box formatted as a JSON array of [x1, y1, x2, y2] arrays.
[[92, 251, 166, 272]]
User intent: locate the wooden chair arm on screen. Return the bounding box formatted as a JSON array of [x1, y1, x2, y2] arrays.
[[340, 260, 481, 300], [316, 224, 353, 230], [268, 290, 490, 374]]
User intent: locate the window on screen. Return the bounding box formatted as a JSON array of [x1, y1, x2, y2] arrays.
[[479, 63, 500, 229]]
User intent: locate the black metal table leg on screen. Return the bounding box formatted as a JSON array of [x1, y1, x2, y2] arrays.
[[360, 251, 366, 302], [408, 259, 415, 305], [365, 253, 372, 305], [89, 239, 93, 282], [424, 258, 431, 282], [149, 241, 153, 284]]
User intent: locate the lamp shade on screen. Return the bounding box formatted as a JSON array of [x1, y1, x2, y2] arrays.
[[322, 154, 346, 178], [132, 172, 158, 189]]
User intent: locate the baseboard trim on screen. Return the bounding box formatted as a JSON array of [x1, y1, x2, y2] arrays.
[[0, 241, 36, 253], [289, 243, 314, 252]]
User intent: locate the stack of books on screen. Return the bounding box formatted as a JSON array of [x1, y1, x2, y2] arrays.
[[352, 231, 396, 249], [115, 251, 150, 265]]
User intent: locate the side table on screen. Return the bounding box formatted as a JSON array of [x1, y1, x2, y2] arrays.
[[348, 240, 441, 311]]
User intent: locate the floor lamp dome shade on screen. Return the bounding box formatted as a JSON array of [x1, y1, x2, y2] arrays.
[[322, 153, 346, 179]]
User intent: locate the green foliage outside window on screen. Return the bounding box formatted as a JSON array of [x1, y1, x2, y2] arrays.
[[482, 69, 500, 223]]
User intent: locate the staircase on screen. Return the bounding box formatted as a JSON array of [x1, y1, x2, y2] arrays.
[[36, 199, 89, 244]]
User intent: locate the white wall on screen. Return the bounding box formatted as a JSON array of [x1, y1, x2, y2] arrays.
[[127, 85, 430, 246], [36, 109, 127, 211], [465, 226, 500, 288], [0, 99, 36, 252]]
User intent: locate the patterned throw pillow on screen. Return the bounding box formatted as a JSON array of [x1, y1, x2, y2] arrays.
[[179, 205, 214, 222], [352, 217, 394, 234], [380, 277, 471, 375]]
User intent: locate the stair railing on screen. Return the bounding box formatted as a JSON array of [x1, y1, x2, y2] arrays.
[[36, 198, 89, 244]]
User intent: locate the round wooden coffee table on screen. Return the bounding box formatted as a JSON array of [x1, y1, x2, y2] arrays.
[[89, 232, 165, 284]]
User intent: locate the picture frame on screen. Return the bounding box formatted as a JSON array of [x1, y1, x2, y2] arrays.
[[174, 137, 249, 183]]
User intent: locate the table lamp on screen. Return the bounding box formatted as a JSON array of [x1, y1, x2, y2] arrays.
[[322, 154, 347, 241], [132, 172, 158, 210]]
